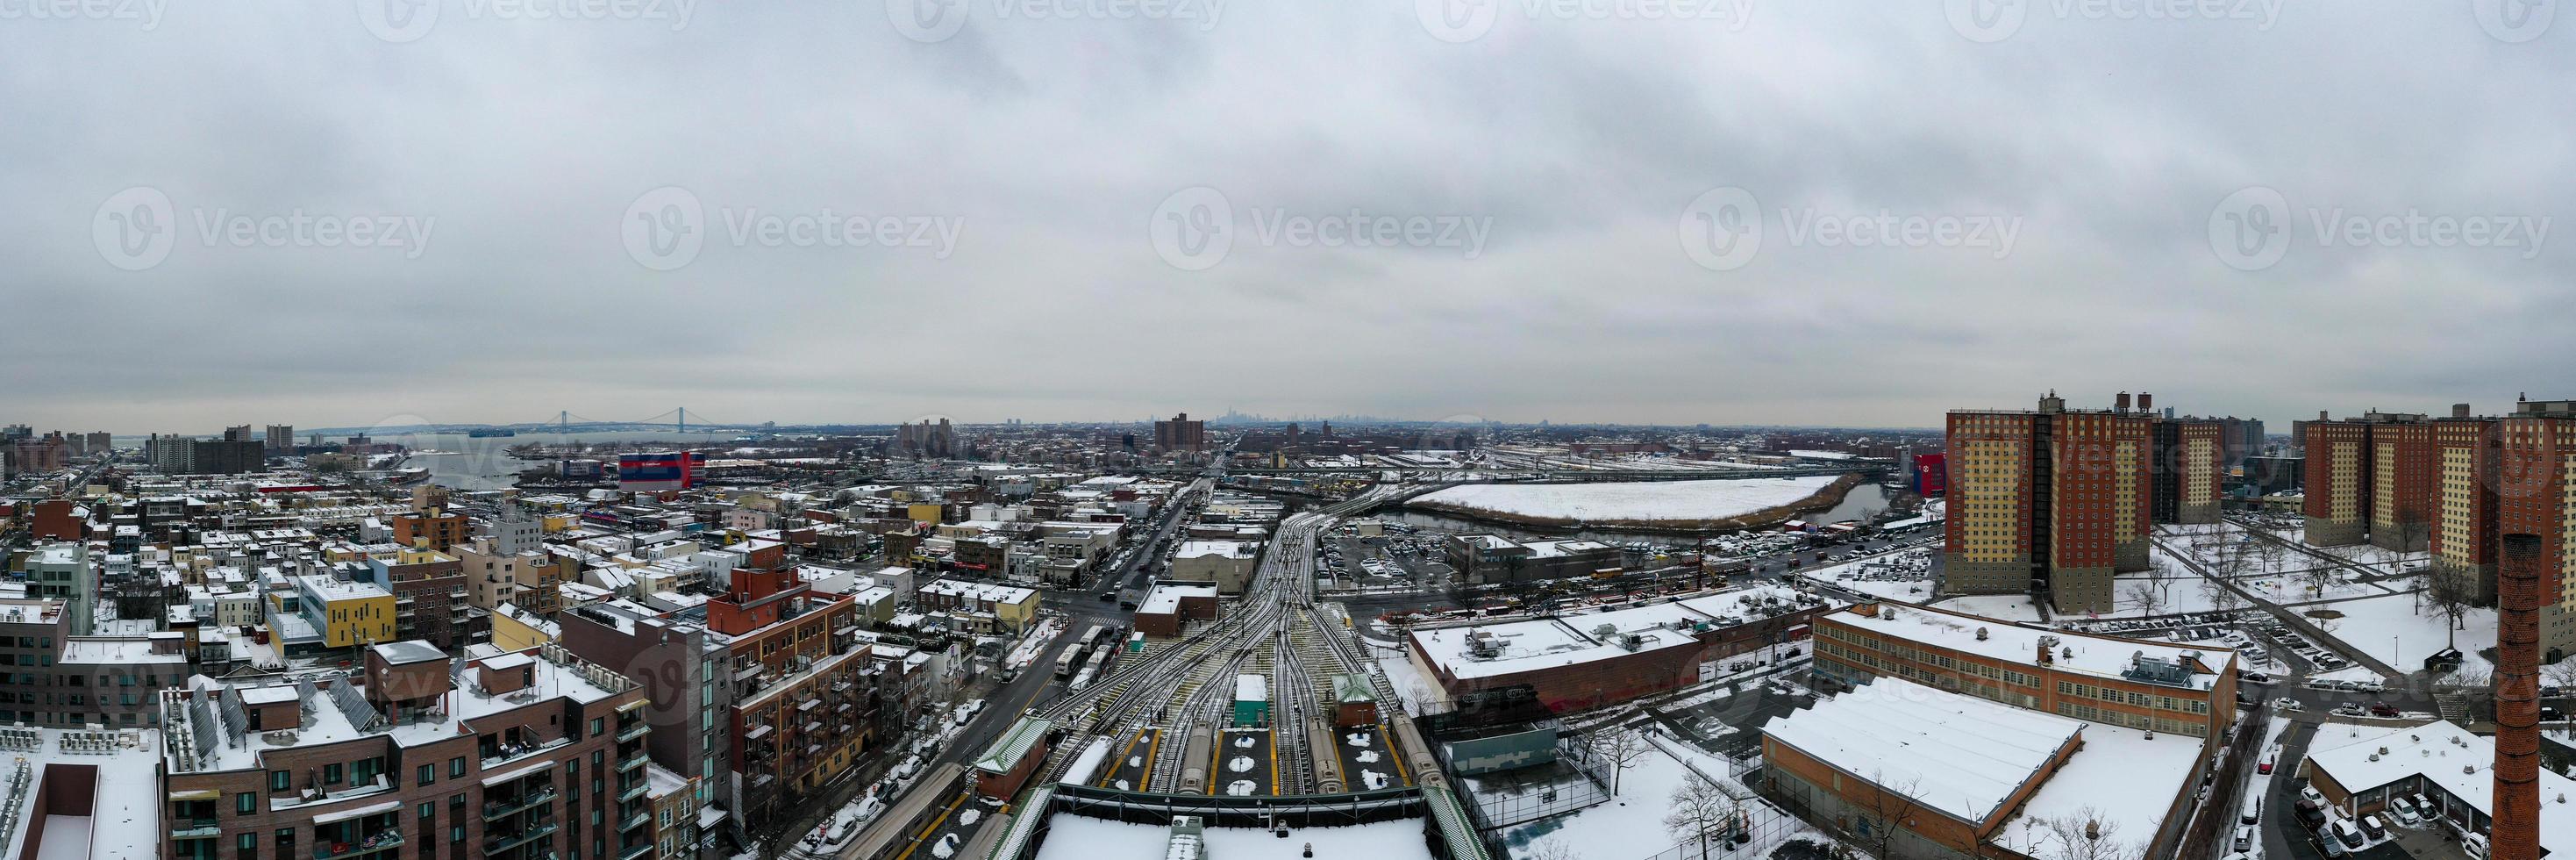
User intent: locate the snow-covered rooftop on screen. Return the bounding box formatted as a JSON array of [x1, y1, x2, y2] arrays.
[[0, 727, 162, 860], [1412, 475, 1843, 523], [1411, 584, 1821, 680], [1138, 584, 1216, 615], [1763, 677, 2079, 828], [2308, 720, 2576, 857], [1826, 603, 2232, 689], [1031, 813, 1432, 860]]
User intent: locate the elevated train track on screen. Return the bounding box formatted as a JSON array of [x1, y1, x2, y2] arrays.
[[1031, 484, 1436, 799]]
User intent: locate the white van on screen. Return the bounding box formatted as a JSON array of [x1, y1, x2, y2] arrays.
[[2464, 831, 2490, 860], [2241, 796, 2261, 826]]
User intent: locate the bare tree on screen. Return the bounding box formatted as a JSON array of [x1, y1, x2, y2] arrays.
[[1850, 772, 1925, 860], [2298, 553, 2343, 599], [1665, 772, 1744, 860], [1586, 724, 1656, 796], [2035, 807, 2138, 860], [1528, 837, 1583, 860], [2123, 581, 2166, 619], [2196, 572, 2244, 619], [2450, 665, 2499, 723], [2425, 565, 2480, 649]]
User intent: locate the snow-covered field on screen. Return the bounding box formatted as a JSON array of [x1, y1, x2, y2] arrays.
[[2296, 591, 2496, 672], [1411, 476, 1845, 525], [1498, 729, 1826, 860]]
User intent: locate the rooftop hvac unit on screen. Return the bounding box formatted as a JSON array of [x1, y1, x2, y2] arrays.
[[1975, 627, 1989, 641]]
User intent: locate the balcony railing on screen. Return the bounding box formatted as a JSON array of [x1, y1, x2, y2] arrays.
[[619, 812, 651, 833], [618, 842, 653, 860], [616, 723, 649, 742], [313, 832, 404, 860], [618, 780, 650, 803], [170, 819, 221, 839], [481, 821, 559, 856], [482, 786, 558, 821]]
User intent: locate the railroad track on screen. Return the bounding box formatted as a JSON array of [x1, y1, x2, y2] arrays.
[[1035, 487, 1404, 796]]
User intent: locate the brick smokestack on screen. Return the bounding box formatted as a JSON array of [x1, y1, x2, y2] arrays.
[[2496, 532, 2545, 860], [2137, 392, 2151, 413]]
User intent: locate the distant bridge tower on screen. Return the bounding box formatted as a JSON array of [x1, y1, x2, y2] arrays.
[[677, 407, 686, 434]]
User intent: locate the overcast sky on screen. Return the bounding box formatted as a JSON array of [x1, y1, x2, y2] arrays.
[[3, 1, 2569, 433]]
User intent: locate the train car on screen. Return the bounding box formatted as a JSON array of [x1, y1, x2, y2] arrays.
[[847, 762, 966, 860]]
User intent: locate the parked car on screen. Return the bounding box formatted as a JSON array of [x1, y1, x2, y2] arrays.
[[2234, 825, 2255, 852], [2388, 795, 2423, 827], [2258, 751, 2277, 774], [2329, 817, 2367, 849], [2242, 671, 2273, 684], [2370, 702, 2401, 718], [2302, 785, 2326, 806], [2359, 813, 2388, 840], [2275, 698, 2305, 712]]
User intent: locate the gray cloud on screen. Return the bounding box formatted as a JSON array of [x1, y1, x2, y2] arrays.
[[1, 0, 2568, 433]]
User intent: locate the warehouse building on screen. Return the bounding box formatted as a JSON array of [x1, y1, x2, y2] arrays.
[[1761, 677, 2202, 860], [1811, 602, 2237, 744], [1404, 584, 1836, 713], [1131, 583, 1217, 637]]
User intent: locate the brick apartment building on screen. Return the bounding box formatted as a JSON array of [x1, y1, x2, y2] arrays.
[[0, 600, 193, 729], [691, 566, 874, 824], [2435, 408, 2502, 606], [1810, 601, 2238, 743], [159, 641, 653, 860], [2149, 418, 2224, 525], [1152, 412, 1206, 454], [391, 509, 473, 552], [554, 603, 735, 857], [357, 548, 491, 651], [1943, 393, 2151, 615], [2303, 410, 2436, 549], [2502, 403, 2576, 659]]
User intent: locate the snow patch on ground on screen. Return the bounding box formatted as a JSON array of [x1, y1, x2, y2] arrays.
[[1226, 780, 1258, 796], [1496, 729, 1829, 860], [1231, 756, 1256, 773], [2300, 591, 2498, 672]]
